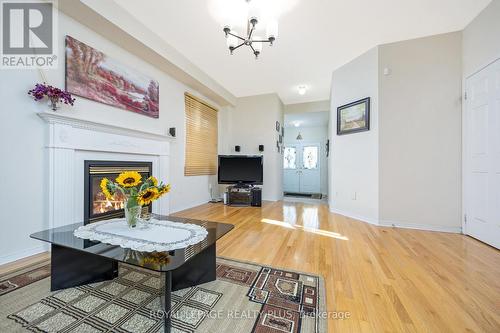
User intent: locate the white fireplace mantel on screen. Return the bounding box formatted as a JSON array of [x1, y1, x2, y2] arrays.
[[38, 111, 173, 229]]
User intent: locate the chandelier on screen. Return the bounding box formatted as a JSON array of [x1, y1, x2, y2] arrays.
[[222, 0, 278, 59]]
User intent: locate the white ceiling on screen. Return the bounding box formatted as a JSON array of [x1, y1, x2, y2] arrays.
[[285, 111, 329, 128], [116, 0, 490, 104]]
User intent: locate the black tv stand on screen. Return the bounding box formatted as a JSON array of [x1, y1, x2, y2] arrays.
[[233, 183, 251, 189], [226, 185, 262, 207]]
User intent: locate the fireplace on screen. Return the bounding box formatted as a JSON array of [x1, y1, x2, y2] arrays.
[[84, 161, 153, 224]]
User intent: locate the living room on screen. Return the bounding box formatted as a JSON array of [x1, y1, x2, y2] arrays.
[[0, 0, 499, 332]]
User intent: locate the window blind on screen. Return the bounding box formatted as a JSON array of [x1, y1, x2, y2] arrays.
[[184, 93, 218, 176]]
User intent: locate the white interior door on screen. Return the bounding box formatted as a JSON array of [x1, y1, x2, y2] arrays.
[[464, 59, 500, 249], [283, 143, 321, 194]]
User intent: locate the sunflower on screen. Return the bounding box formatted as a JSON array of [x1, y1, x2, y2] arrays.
[[157, 184, 171, 198], [139, 252, 170, 268], [147, 176, 158, 186], [116, 171, 142, 188], [137, 187, 159, 206], [100, 178, 114, 200]]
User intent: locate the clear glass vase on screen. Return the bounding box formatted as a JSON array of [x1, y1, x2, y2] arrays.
[[125, 204, 142, 228]]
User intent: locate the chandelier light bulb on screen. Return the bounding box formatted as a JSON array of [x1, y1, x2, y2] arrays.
[[249, 16, 258, 27]]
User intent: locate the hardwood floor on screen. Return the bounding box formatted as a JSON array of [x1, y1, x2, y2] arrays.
[[1, 200, 498, 332], [172, 200, 500, 333], [0, 252, 50, 277]]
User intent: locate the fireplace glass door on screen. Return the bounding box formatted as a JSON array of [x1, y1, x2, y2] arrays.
[[84, 161, 153, 224]]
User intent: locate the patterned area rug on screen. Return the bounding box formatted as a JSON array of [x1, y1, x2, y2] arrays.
[[0, 263, 50, 296], [0, 257, 326, 333]]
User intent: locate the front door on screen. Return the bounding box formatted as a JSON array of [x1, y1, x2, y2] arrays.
[[283, 145, 300, 193], [464, 58, 500, 249], [283, 143, 321, 194]]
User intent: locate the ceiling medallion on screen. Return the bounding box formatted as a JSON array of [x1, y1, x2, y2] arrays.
[[223, 0, 278, 59]]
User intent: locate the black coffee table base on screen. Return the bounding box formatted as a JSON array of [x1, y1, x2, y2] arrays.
[[51, 244, 119, 291], [50, 243, 217, 333]]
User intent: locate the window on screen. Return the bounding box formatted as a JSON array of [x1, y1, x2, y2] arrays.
[[302, 146, 319, 169], [184, 93, 218, 176], [284, 147, 297, 169]]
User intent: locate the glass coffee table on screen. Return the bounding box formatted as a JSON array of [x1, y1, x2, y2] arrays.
[[30, 214, 234, 333]]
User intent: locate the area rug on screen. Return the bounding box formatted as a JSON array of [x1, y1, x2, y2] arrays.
[[0, 262, 50, 296], [0, 257, 326, 333]]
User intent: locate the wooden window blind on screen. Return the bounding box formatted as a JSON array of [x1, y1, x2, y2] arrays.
[[184, 93, 218, 176]]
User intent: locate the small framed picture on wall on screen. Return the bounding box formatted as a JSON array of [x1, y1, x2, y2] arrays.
[[337, 97, 370, 135]]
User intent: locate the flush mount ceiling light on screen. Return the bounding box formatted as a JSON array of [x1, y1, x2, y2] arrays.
[[298, 85, 307, 95], [223, 0, 278, 59]]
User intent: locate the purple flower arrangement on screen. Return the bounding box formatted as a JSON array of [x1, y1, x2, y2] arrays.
[[28, 83, 75, 111]]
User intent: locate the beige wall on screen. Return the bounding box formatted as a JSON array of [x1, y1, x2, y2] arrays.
[[329, 47, 380, 223], [463, 0, 500, 78], [378, 32, 463, 231], [225, 94, 284, 201]]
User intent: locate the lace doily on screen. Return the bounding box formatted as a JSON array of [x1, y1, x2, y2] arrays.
[[73, 218, 208, 252]]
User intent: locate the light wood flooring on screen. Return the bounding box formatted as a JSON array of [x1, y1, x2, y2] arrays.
[[173, 200, 500, 333], [1, 200, 499, 332]]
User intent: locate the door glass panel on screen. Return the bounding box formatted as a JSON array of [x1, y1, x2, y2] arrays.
[[284, 147, 297, 169], [303, 146, 319, 169]]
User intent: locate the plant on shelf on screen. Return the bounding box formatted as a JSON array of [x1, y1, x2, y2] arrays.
[[100, 171, 171, 228], [28, 83, 75, 111]]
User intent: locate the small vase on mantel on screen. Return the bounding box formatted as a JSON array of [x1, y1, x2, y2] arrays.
[[28, 83, 75, 112], [49, 97, 59, 111]]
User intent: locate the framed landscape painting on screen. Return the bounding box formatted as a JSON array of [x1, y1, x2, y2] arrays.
[[65, 36, 159, 118], [337, 97, 370, 135]]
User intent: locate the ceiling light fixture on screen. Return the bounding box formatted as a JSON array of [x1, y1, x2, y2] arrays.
[[223, 0, 278, 59], [298, 85, 307, 95]]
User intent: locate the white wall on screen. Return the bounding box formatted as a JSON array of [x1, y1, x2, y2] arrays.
[[463, 0, 500, 78], [329, 47, 380, 223], [378, 32, 463, 231], [226, 94, 284, 201], [284, 126, 329, 195], [0, 12, 221, 264], [329, 33, 463, 231], [284, 100, 330, 114]]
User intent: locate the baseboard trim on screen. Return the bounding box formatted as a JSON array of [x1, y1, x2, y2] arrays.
[[329, 207, 462, 234], [170, 199, 213, 214], [0, 245, 49, 266], [379, 221, 462, 234], [329, 207, 379, 226]]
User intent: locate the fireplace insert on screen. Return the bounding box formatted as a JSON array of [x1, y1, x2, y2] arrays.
[[84, 161, 153, 224]]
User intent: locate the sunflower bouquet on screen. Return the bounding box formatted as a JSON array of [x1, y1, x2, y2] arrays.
[[100, 171, 170, 228]]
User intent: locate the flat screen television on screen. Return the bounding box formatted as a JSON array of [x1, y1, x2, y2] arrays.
[[218, 155, 263, 185]]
